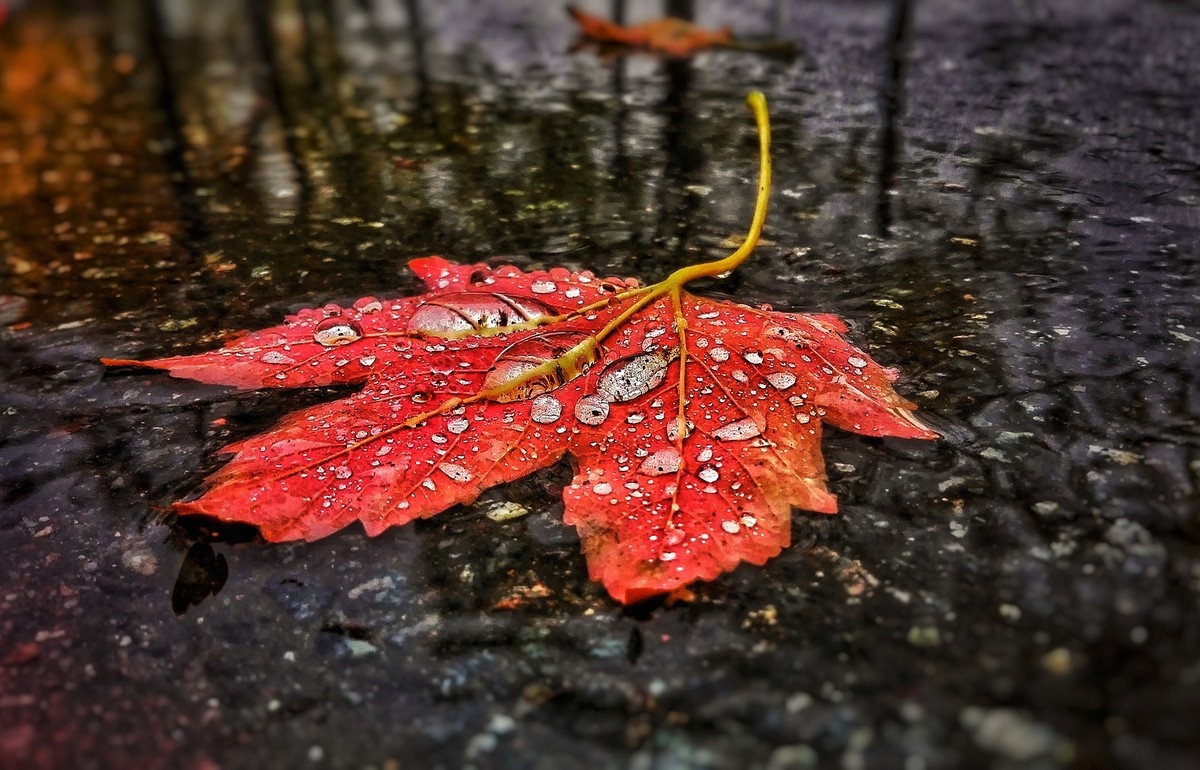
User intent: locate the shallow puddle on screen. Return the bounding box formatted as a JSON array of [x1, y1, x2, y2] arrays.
[[1, 2, 1197, 769]]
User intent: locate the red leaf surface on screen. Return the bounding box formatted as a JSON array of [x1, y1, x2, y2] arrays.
[[106, 256, 934, 602], [103, 94, 936, 603]]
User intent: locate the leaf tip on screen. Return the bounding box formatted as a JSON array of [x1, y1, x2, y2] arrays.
[[407, 255, 455, 285], [99, 356, 152, 369]]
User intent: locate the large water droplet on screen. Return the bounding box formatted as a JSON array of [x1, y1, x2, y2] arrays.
[[313, 317, 363, 347], [592, 481, 613, 495], [483, 331, 593, 402], [697, 466, 720, 483], [767, 372, 796, 390], [530, 280, 557, 295], [438, 463, 474, 483], [354, 297, 383, 313], [596, 350, 672, 403], [261, 350, 295, 365], [530, 394, 563, 424], [743, 351, 764, 365], [447, 417, 470, 435], [709, 347, 730, 363], [639, 447, 681, 476], [334, 466, 353, 480], [847, 356, 868, 369], [574, 395, 610, 425], [482, 359, 542, 399], [407, 292, 556, 336], [721, 520, 741, 534], [713, 417, 761, 441]]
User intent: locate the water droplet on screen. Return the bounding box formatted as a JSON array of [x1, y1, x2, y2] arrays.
[[661, 552, 677, 562], [797, 412, 812, 424], [743, 351, 764, 365], [447, 417, 470, 435], [713, 417, 761, 441], [354, 297, 383, 313], [261, 350, 295, 365], [530, 394, 563, 424], [847, 356, 868, 369], [431, 434, 448, 445], [407, 292, 556, 335], [592, 481, 613, 495], [421, 478, 437, 491], [639, 447, 681, 476], [626, 413, 646, 425], [483, 331, 594, 401], [697, 466, 720, 483], [482, 359, 541, 398], [359, 355, 377, 367], [721, 520, 741, 534], [665, 529, 686, 546], [334, 466, 353, 480], [767, 372, 796, 390], [596, 351, 672, 403], [665, 419, 690, 442], [313, 317, 363, 346], [274, 372, 288, 380], [709, 347, 730, 362], [438, 463, 474, 483], [575, 395, 610, 425], [740, 515, 757, 528], [530, 280, 557, 294], [696, 446, 713, 462]]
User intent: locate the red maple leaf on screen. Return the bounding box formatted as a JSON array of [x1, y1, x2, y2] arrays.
[[567, 6, 732, 57], [104, 94, 936, 603]]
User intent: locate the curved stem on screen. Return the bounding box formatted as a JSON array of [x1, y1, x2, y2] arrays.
[[563, 91, 773, 353], [662, 91, 771, 288]]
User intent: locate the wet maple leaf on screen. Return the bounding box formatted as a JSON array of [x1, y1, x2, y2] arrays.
[[104, 94, 936, 603], [567, 6, 731, 57]]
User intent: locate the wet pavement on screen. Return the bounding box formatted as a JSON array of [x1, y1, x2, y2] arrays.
[[1, 1, 1198, 768]]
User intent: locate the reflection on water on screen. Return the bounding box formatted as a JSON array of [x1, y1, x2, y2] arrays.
[[1, 2, 1197, 769], [171, 541, 229, 615]]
